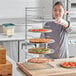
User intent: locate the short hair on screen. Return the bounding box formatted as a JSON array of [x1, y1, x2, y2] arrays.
[[53, 1, 64, 9]]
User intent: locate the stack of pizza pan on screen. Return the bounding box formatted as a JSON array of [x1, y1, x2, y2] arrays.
[[27, 48, 53, 63], [27, 28, 54, 64]]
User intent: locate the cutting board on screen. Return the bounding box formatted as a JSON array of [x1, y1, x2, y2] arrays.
[[17, 58, 76, 76]]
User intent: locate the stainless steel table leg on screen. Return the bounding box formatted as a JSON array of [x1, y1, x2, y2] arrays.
[[18, 40, 20, 62]]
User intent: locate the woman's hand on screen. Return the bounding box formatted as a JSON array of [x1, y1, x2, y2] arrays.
[[55, 18, 69, 28]]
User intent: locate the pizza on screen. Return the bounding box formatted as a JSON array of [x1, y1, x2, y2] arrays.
[[27, 57, 51, 63], [60, 62, 76, 68], [28, 48, 50, 54], [28, 28, 52, 32], [29, 38, 51, 43]]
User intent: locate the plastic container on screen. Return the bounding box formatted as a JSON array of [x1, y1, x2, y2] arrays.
[[2, 23, 15, 37]]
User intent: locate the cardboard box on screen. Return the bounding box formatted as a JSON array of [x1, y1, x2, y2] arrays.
[[0, 47, 6, 64], [0, 60, 12, 76]]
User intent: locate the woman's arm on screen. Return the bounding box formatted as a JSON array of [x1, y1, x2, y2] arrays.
[[64, 23, 72, 33], [55, 19, 72, 33]]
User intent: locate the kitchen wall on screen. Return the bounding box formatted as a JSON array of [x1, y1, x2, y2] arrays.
[[0, 0, 38, 19], [0, 0, 52, 19]]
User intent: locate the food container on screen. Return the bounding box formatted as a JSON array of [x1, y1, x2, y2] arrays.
[[2, 23, 15, 37]]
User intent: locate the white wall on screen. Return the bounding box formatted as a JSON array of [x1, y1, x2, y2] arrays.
[[0, 0, 53, 20], [37, 0, 53, 20], [0, 0, 38, 19]]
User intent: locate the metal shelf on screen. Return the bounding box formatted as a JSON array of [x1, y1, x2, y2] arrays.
[[24, 7, 45, 60]]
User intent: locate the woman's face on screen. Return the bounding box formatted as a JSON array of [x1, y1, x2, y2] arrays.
[[52, 4, 65, 19]]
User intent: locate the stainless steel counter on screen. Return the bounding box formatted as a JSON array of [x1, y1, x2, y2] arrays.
[[0, 32, 25, 62]]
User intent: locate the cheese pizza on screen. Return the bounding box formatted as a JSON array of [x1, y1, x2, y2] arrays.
[[29, 38, 51, 43], [27, 57, 51, 63]]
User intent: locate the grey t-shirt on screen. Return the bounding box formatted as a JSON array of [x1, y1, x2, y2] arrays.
[[41, 21, 71, 59]]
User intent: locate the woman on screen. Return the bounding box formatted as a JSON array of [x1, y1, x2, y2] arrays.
[[40, 1, 72, 59]]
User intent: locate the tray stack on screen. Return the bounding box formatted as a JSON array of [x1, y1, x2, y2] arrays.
[[27, 27, 54, 62], [0, 45, 12, 76]]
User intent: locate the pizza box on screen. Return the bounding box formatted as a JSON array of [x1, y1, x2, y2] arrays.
[[0, 60, 12, 76]]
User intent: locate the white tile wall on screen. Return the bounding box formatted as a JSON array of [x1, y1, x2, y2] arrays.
[[0, 0, 38, 18]]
